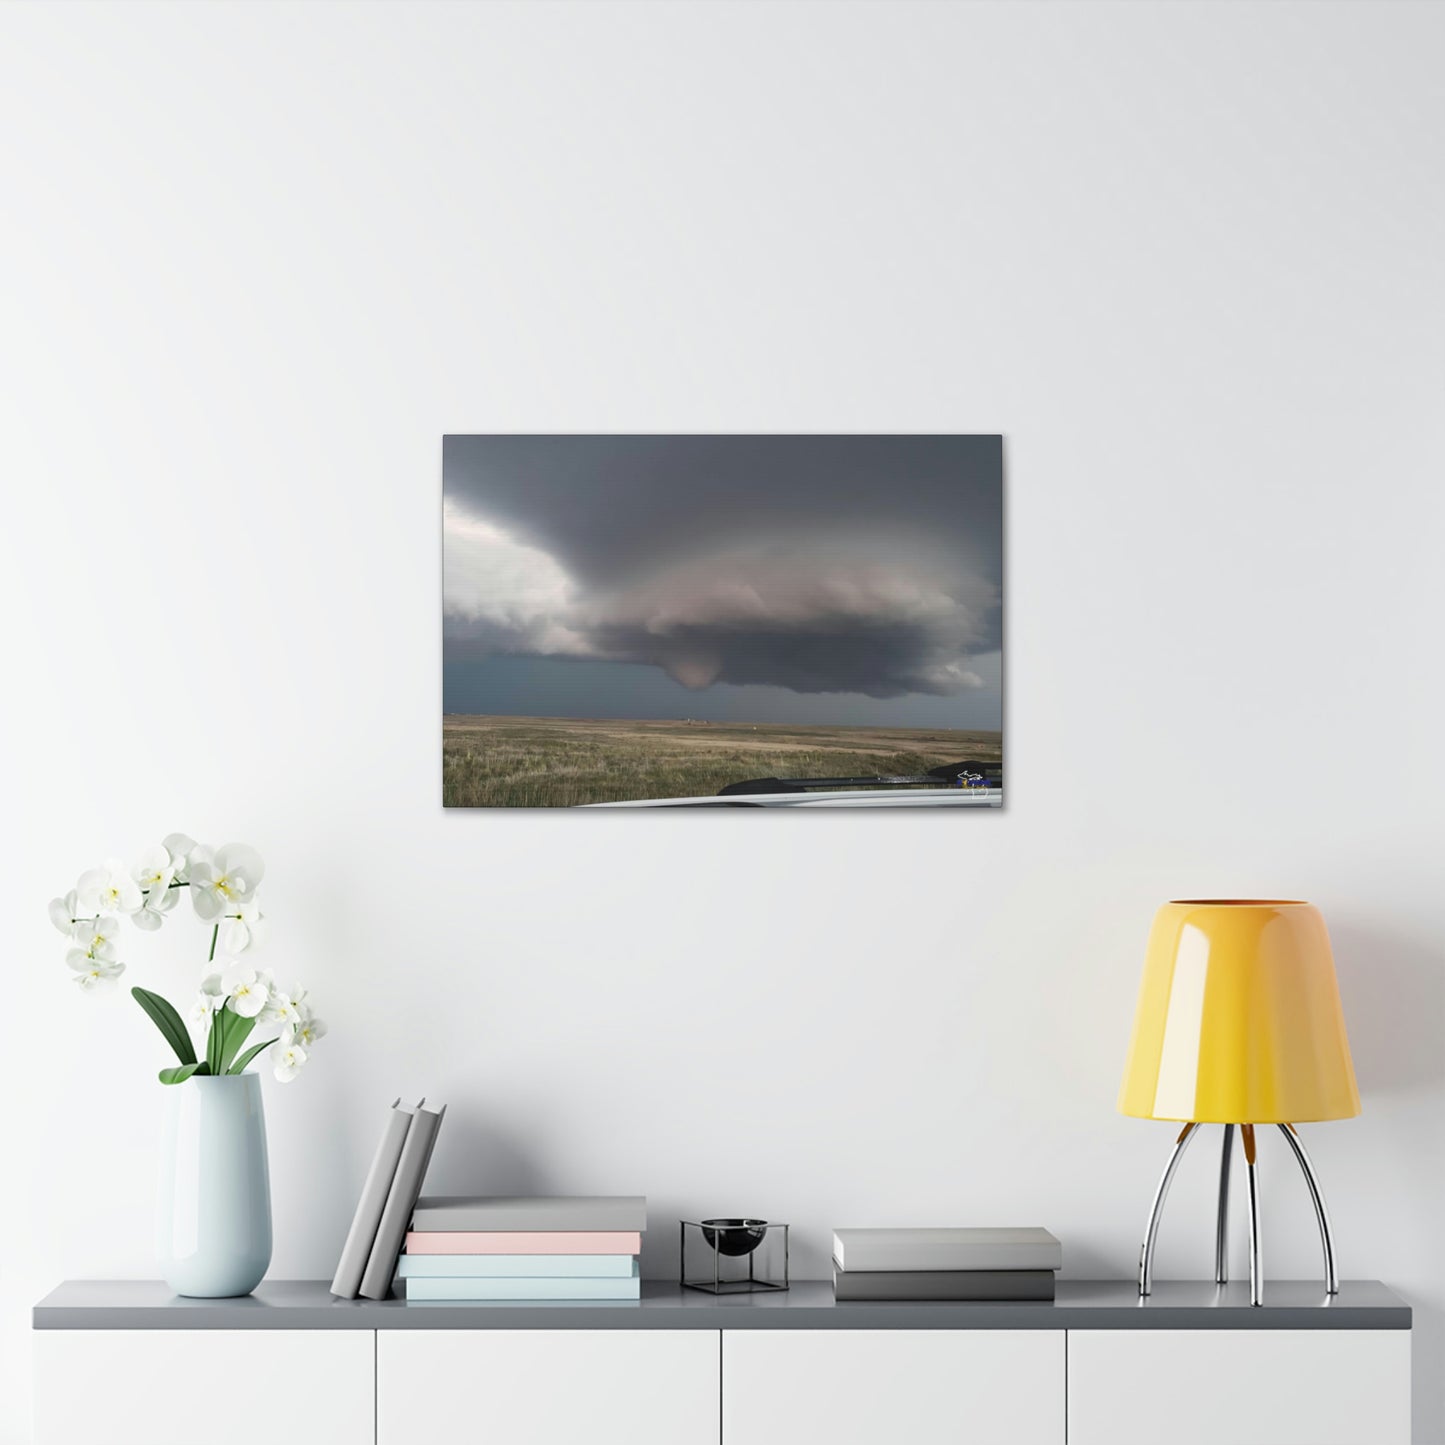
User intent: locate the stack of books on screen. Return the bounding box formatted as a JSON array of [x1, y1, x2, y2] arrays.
[[831, 1226, 1062, 1301], [398, 1195, 647, 1300]]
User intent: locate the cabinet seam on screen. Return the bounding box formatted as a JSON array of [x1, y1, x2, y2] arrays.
[[1063, 1329, 1068, 1445]]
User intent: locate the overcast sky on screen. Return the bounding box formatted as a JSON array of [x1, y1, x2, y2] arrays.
[[443, 435, 1003, 729]]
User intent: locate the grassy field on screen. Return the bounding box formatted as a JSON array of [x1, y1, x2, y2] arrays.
[[443, 715, 1003, 807]]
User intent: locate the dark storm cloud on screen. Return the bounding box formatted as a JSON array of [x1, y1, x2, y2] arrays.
[[443, 435, 1002, 699]]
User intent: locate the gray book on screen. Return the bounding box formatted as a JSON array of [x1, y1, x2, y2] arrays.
[[411, 1195, 647, 1232], [330, 1097, 421, 1299], [359, 1101, 446, 1300], [832, 1265, 1056, 1302], [832, 1227, 1062, 1273]]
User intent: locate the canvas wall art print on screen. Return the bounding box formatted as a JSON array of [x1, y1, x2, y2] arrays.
[[443, 435, 1003, 808]]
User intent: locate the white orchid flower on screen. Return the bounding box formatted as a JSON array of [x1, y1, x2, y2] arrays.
[[66, 903, 126, 983], [190, 844, 265, 922], [52, 835, 327, 1068], [48, 890, 81, 935], [287, 989, 327, 1045], [75, 859, 143, 916], [260, 986, 300, 1028], [192, 973, 227, 1025], [132, 838, 190, 929], [132, 843, 180, 895], [133, 883, 182, 932], [222, 967, 270, 1019], [283, 1012, 327, 1050], [162, 833, 198, 882], [220, 899, 266, 956], [69, 916, 121, 962], [68, 953, 125, 991], [273, 1042, 308, 1082]]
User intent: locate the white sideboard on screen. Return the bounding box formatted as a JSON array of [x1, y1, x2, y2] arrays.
[[377, 1330, 718, 1445], [33, 1279, 1412, 1445], [33, 1329, 374, 1445], [1067, 1327, 1411, 1445], [724, 1328, 1064, 1445]]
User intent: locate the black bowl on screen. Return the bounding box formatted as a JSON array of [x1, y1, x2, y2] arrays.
[[701, 1218, 768, 1257]]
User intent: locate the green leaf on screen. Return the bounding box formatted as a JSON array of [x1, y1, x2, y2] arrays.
[[159, 1062, 208, 1085], [131, 987, 197, 1067], [207, 1008, 223, 1074], [218, 1012, 257, 1073], [229, 1037, 278, 1075], [204, 1006, 254, 1074]]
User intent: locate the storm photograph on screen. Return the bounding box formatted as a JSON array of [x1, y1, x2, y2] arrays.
[[443, 435, 1003, 807]]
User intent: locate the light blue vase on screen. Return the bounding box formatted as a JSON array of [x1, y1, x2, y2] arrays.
[[157, 1074, 272, 1297]]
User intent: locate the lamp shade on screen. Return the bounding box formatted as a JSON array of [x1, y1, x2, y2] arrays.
[[1118, 900, 1359, 1124]]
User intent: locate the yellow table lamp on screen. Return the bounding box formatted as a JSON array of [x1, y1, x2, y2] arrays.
[[1119, 900, 1359, 1305]]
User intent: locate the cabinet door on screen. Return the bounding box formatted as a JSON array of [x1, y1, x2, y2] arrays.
[[1067, 1328, 1411, 1445], [723, 1329, 1065, 1445], [378, 1329, 719, 1445], [34, 1329, 373, 1445]]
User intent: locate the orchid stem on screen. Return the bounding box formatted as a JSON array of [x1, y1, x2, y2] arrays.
[[208, 926, 218, 963]]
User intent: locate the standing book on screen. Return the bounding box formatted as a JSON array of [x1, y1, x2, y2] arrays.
[[359, 1101, 446, 1300], [330, 1098, 421, 1300]]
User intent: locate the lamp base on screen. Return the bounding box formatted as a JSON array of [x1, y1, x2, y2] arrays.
[[1137, 1122, 1338, 1306]]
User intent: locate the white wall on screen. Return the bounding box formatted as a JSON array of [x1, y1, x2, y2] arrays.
[[2, 1, 1441, 1440]]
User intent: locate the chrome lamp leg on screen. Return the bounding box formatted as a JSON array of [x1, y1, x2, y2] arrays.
[[1278, 1123, 1339, 1294], [1138, 1122, 1199, 1297], [1242, 1124, 1263, 1306], [1215, 1123, 1235, 1285]]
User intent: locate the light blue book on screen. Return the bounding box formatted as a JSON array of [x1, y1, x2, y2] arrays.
[[397, 1254, 637, 1279], [404, 1272, 641, 1302]]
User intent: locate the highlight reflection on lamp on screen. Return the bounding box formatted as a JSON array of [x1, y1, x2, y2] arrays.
[[1119, 900, 1359, 1306]]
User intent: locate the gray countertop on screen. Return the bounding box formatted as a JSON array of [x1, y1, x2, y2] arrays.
[[34, 1279, 1410, 1331]]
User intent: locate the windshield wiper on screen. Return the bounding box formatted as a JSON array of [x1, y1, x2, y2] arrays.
[[716, 760, 1001, 797]]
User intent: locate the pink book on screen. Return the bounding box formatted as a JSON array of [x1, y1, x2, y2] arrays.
[[404, 1230, 642, 1255]]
